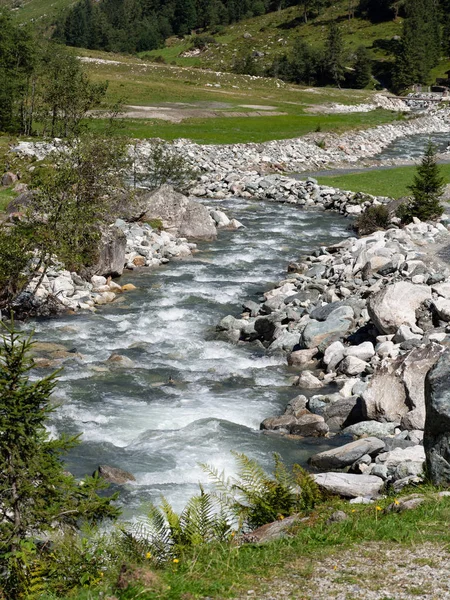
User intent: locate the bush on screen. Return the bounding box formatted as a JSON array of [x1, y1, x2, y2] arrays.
[[190, 35, 217, 50], [132, 140, 197, 192], [354, 204, 391, 235]]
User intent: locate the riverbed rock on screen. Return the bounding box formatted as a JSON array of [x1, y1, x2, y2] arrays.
[[361, 358, 408, 422], [367, 282, 431, 334], [424, 350, 450, 487], [342, 421, 398, 438], [240, 514, 302, 544], [95, 465, 136, 484], [141, 184, 217, 240], [300, 315, 353, 352], [309, 437, 385, 470], [90, 226, 127, 278], [313, 472, 384, 498]]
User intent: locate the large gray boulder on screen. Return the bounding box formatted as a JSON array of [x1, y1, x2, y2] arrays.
[[424, 350, 450, 486], [361, 358, 408, 423], [300, 314, 353, 352], [309, 437, 385, 470], [140, 184, 217, 240], [313, 472, 384, 498], [90, 226, 127, 278], [367, 281, 431, 334]]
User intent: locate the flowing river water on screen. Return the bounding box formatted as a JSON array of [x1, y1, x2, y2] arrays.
[[30, 199, 348, 517], [28, 132, 446, 517]]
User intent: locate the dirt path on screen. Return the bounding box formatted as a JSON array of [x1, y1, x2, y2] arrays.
[[237, 542, 450, 599]]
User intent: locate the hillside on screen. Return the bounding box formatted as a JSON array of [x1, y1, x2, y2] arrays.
[[4, 0, 73, 24], [141, 1, 402, 75]]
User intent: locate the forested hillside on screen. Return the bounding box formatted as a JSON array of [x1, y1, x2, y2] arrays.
[[49, 0, 450, 92]]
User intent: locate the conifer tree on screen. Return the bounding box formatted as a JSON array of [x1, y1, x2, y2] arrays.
[[399, 141, 445, 222], [352, 45, 372, 88], [0, 322, 120, 597], [324, 22, 346, 87], [393, 0, 441, 91]]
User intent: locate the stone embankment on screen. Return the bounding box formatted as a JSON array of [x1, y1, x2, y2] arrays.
[[169, 110, 450, 178], [15, 185, 242, 315], [218, 217, 450, 500]]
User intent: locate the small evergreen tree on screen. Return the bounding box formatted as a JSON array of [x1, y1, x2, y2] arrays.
[[324, 22, 346, 87], [352, 45, 372, 88], [398, 141, 445, 222], [0, 322, 120, 597]]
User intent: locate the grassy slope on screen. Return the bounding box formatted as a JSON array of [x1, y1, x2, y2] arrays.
[[317, 163, 450, 199], [6, 0, 73, 24], [141, 1, 403, 72], [46, 491, 450, 600], [77, 49, 400, 143]]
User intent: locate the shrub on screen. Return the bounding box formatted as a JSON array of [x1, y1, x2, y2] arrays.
[[397, 141, 445, 223], [132, 140, 197, 192], [203, 452, 321, 531], [190, 35, 217, 50], [354, 204, 391, 235]]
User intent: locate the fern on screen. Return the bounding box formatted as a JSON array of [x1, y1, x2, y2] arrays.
[[203, 452, 318, 531]]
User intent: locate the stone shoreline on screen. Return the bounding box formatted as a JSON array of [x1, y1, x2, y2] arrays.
[[217, 217, 450, 500]]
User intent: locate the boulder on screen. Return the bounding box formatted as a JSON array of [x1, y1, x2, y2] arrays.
[[376, 445, 425, 478], [433, 298, 450, 322], [322, 395, 364, 431], [290, 412, 329, 437], [361, 358, 408, 422], [141, 184, 217, 240], [367, 282, 431, 334], [95, 465, 136, 484], [288, 347, 318, 368], [341, 421, 398, 438], [309, 437, 385, 470], [338, 356, 367, 376], [300, 316, 352, 352], [400, 344, 443, 430], [90, 226, 127, 278], [240, 514, 302, 544], [2, 171, 18, 186], [313, 472, 384, 498], [424, 350, 450, 486], [296, 370, 323, 389]]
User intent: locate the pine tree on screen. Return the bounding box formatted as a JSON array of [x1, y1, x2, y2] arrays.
[[393, 0, 441, 91], [0, 322, 120, 597], [399, 141, 445, 222], [352, 45, 372, 88], [324, 22, 346, 87]]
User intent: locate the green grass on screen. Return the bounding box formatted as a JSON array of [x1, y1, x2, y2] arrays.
[[318, 163, 450, 199], [0, 187, 16, 212], [48, 491, 450, 600], [7, 0, 73, 24], [89, 110, 399, 144]]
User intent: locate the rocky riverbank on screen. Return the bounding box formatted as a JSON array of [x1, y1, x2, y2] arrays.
[[13, 185, 242, 316], [217, 216, 450, 499]]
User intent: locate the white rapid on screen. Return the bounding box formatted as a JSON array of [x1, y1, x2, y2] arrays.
[[30, 198, 348, 516]]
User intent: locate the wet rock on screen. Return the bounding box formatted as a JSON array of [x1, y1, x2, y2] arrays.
[[296, 370, 323, 389], [309, 437, 385, 470], [313, 472, 384, 499], [107, 354, 135, 368], [95, 465, 136, 484], [424, 350, 450, 487], [288, 347, 318, 368]]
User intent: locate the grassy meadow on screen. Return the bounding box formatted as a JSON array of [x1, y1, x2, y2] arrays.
[[317, 163, 450, 199]]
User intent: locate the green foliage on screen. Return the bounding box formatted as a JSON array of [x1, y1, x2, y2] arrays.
[[324, 21, 346, 87], [353, 204, 391, 234], [129, 489, 232, 562], [0, 14, 108, 136], [232, 50, 262, 76], [352, 45, 372, 88], [397, 141, 445, 222], [393, 0, 441, 91], [0, 322, 120, 599], [133, 140, 197, 192], [203, 452, 321, 531], [0, 134, 128, 312]]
